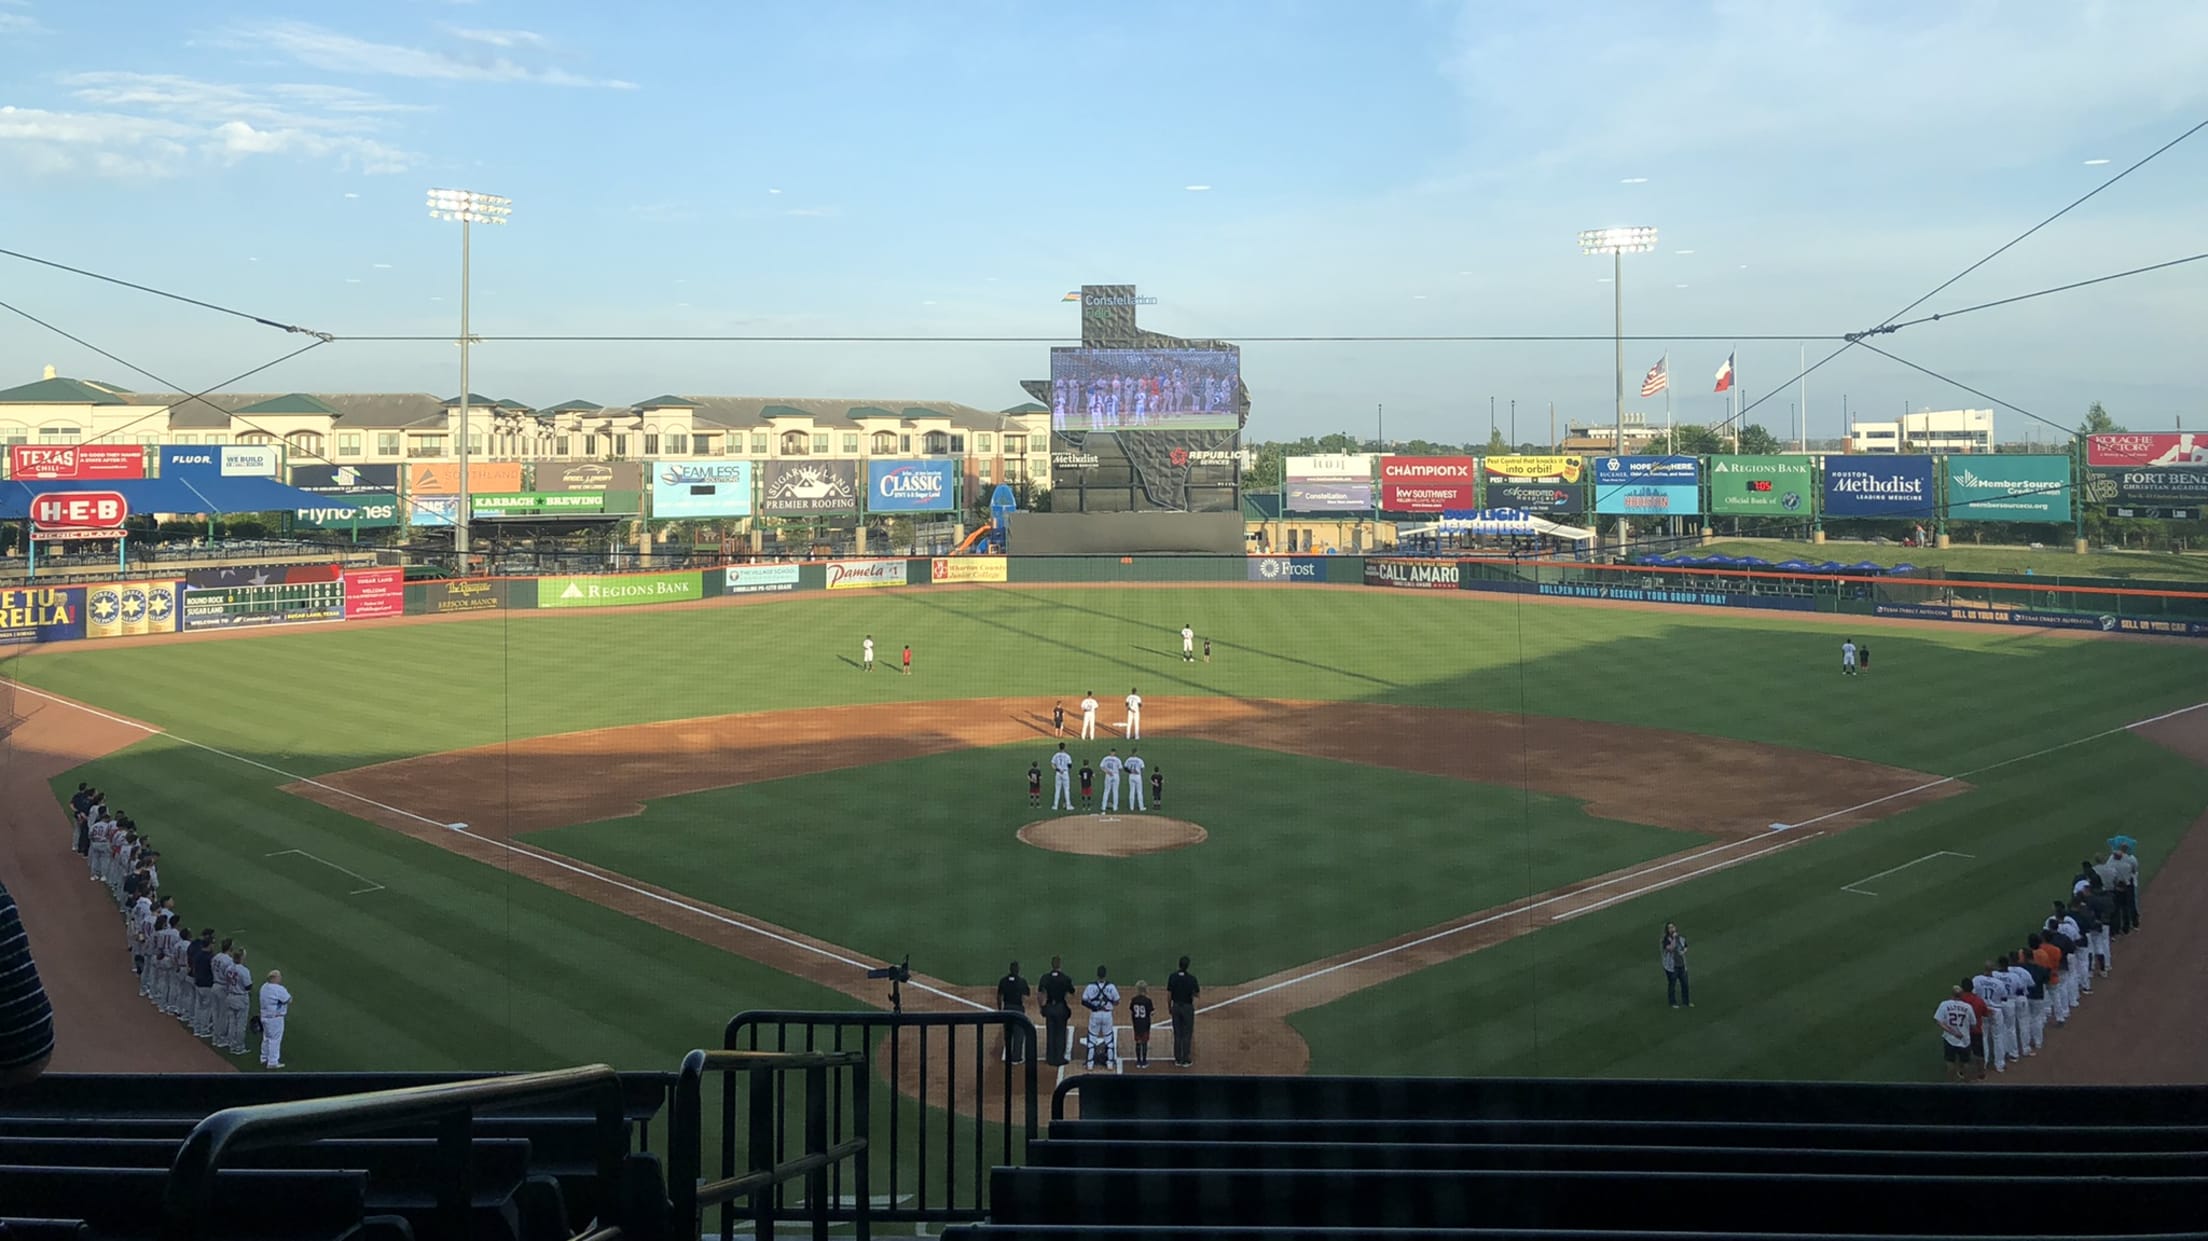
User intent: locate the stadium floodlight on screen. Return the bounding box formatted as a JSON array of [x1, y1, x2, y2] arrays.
[[1578, 226, 1657, 512], [427, 189, 514, 561]]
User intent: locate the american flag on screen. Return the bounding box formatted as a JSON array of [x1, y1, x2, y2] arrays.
[[1639, 358, 1669, 398]]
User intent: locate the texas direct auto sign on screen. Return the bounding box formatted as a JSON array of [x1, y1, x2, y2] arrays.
[[1821, 455, 1935, 518], [1379, 456, 1475, 511], [866, 459, 956, 513]]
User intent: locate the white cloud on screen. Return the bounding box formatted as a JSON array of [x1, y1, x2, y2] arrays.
[[231, 20, 636, 89], [0, 72, 417, 177], [444, 26, 548, 50], [0, 12, 47, 35], [784, 206, 838, 218]]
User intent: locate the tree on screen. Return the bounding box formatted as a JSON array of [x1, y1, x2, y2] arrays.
[[1484, 427, 1509, 453], [1735, 424, 1782, 455], [2078, 401, 2124, 436]]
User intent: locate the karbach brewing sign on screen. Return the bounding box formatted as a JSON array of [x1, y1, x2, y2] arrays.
[[30, 491, 128, 540]]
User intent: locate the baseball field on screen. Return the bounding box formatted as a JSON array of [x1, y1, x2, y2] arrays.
[[10, 581, 2208, 1085]]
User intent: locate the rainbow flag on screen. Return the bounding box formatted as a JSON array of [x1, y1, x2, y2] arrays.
[[1060, 291, 1082, 302]]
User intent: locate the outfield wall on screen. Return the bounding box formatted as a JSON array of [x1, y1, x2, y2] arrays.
[[7, 555, 2208, 647]]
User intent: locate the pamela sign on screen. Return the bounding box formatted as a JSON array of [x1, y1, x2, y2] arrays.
[[866, 459, 956, 513], [825, 559, 908, 590], [1821, 456, 1936, 517]]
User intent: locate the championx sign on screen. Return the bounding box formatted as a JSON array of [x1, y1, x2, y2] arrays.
[[1379, 456, 1475, 511]]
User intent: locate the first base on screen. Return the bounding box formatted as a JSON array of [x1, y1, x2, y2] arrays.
[[448, 822, 470, 832]]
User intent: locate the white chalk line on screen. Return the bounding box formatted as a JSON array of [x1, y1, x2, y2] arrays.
[[265, 848, 385, 895], [7, 681, 989, 1013], [1551, 832, 1826, 922], [17, 680, 2205, 1022], [1840, 850, 1975, 897]]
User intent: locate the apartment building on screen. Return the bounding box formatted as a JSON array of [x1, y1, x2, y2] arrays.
[[1845, 409, 1995, 455]]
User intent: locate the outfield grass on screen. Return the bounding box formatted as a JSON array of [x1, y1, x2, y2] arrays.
[[526, 739, 1700, 987], [1695, 538, 2208, 582], [12, 586, 2207, 1081]]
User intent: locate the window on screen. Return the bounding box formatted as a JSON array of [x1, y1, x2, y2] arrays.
[[337, 433, 362, 457], [556, 436, 571, 456], [236, 432, 274, 446], [644, 434, 660, 456], [411, 435, 447, 457], [613, 435, 629, 456], [38, 426, 82, 445], [751, 434, 769, 455], [692, 434, 716, 455], [924, 431, 950, 454], [899, 434, 912, 453], [466, 434, 484, 456], [811, 433, 830, 454], [378, 432, 401, 456], [841, 433, 859, 454], [950, 434, 965, 453], [287, 431, 325, 458], [780, 430, 809, 456], [979, 434, 993, 453], [584, 435, 600, 456], [871, 430, 896, 455], [1006, 435, 1026, 455], [205, 434, 230, 446], [980, 462, 993, 484], [668, 433, 688, 455], [171, 434, 196, 446]]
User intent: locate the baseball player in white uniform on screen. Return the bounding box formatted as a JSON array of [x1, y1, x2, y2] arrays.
[[1971, 962, 2013, 1071], [1124, 750, 1147, 811], [1050, 744, 1074, 810], [259, 970, 292, 1068], [862, 635, 875, 671], [1123, 689, 1142, 740], [1841, 639, 1858, 676], [1098, 750, 1123, 814], [1081, 966, 1121, 1071], [1080, 693, 1099, 740], [2002, 957, 2035, 1055], [1180, 625, 1195, 662], [218, 946, 252, 1054]]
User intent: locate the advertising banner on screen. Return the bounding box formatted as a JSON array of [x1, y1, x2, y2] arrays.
[[343, 567, 404, 620], [1363, 559, 1461, 590], [418, 579, 503, 615], [1945, 456, 2072, 521], [408, 495, 459, 527], [407, 461, 523, 495], [1247, 555, 1325, 583], [289, 463, 402, 529], [536, 571, 704, 609], [9, 444, 145, 481], [1706, 455, 1814, 516], [470, 492, 609, 517], [182, 566, 345, 629], [866, 459, 957, 513], [84, 580, 180, 639], [2101, 468, 2208, 504], [759, 461, 859, 515], [1379, 456, 1476, 511], [1460, 576, 1818, 612], [1483, 455, 1584, 483], [1283, 481, 1374, 511], [29, 491, 128, 540], [1047, 428, 1241, 514], [158, 445, 279, 480], [1593, 456, 1701, 516], [1049, 346, 1241, 432], [1874, 601, 2208, 640], [532, 461, 643, 493], [1821, 455, 1936, 518], [930, 558, 1008, 583], [0, 585, 86, 644], [724, 564, 803, 595], [2086, 433, 2208, 469], [651, 460, 754, 518], [1285, 453, 1375, 479], [1484, 481, 1584, 514], [824, 558, 908, 590]]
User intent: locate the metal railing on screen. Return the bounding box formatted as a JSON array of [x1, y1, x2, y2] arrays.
[[159, 1064, 630, 1241], [723, 1010, 1040, 1231], [668, 1049, 868, 1241]]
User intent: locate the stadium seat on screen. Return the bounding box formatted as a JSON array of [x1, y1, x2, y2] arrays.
[[1042, 1116, 2208, 1151], [0, 1167, 373, 1240]]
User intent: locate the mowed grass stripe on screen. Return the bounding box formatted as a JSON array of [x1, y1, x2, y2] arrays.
[[1289, 732, 2207, 1081], [61, 738, 851, 1071]]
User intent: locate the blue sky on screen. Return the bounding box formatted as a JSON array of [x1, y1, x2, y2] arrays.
[[1, 0, 2203, 443]]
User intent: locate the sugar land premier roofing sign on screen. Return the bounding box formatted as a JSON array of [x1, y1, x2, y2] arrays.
[[865, 459, 956, 513], [1821, 455, 1935, 518], [535, 572, 703, 609], [760, 461, 859, 515], [1945, 456, 2072, 521], [1706, 455, 1813, 516]]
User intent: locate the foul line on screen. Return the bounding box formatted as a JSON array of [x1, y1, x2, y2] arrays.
[[6, 681, 989, 1013], [265, 848, 385, 895], [1841, 850, 1975, 897], [1550, 832, 1825, 922]]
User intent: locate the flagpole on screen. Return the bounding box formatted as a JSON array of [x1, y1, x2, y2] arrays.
[[1731, 344, 1740, 454]]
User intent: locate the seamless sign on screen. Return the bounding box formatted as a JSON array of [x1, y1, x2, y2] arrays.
[[1821, 455, 1936, 518], [1592, 456, 1700, 516], [1945, 456, 2071, 521], [866, 459, 956, 513], [651, 460, 753, 518], [1707, 455, 1813, 516]]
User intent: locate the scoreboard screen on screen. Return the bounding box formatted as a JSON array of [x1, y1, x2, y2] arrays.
[[183, 579, 346, 630]]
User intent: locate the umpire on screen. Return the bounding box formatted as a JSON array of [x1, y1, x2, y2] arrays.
[[996, 961, 1031, 1064], [1037, 956, 1075, 1068], [1166, 956, 1200, 1068]]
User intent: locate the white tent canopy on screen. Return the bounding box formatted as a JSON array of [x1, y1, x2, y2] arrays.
[[1397, 508, 1596, 544]]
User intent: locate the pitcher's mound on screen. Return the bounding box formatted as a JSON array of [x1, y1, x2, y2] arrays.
[[1018, 816, 1207, 857]]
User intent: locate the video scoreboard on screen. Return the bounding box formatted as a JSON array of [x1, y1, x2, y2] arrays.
[[182, 578, 346, 630]]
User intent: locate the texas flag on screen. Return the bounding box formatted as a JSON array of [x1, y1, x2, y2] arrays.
[[1713, 352, 1736, 393]]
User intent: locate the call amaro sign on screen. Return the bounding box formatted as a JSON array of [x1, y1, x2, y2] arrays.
[[866, 459, 956, 513]]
